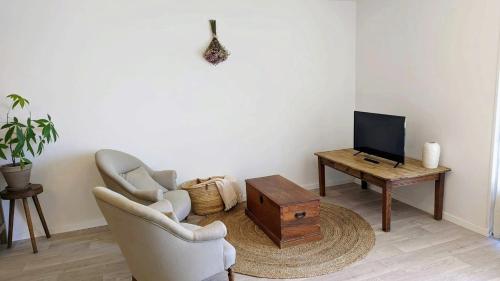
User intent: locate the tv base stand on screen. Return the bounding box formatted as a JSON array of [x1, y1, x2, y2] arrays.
[[315, 148, 451, 232], [363, 157, 380, 164]]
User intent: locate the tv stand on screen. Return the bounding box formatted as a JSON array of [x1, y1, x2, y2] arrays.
[[361, 154, 401, 168], [315, 148, 451, 232]]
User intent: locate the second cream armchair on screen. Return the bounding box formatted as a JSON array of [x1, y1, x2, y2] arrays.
[[95, 149, 191, 220]]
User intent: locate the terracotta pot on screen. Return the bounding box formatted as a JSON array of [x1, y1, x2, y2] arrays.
[[1, 163, 32, 191]]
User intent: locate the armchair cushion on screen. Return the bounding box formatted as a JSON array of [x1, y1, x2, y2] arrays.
[[151, 170, 177, 191], [181, 223, 236, 270], [148, 200, 179, 223], [122, 166, 164, 192], [133, 188, 163, 202], [164, 190, 191, 221]]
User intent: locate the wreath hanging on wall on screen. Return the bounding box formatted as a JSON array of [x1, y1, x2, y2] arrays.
[[204, 20, 230, 65]]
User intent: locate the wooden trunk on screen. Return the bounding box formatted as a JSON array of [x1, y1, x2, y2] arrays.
[[245, 175, 322, 248]]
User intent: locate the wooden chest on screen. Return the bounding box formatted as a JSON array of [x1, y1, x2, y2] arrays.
[[245, 175, 322, 248]]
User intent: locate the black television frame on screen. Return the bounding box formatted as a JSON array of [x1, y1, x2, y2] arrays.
[[354, 111, 406, 167]]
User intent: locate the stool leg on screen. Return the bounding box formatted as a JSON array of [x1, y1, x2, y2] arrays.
[[22, 198, 37, 253], [0, 200, 7, 244], [32, 196, 50, 238], [7, 199, 15, 248]]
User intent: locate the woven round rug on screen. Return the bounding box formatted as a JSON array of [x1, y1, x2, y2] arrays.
[[199, 202, 375, 279]]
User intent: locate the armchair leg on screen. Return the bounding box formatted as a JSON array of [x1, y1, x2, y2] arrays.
[[132, 277, 137, 281], [228, 267, 234, 281]]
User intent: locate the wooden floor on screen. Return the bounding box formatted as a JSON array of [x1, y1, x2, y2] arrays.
[[1, 183, 500, 281]]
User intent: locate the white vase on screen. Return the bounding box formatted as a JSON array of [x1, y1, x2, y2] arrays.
[[422, 142, 440, 169]]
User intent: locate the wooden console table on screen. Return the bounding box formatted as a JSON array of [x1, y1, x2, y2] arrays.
[[315, 149, 451, 232]]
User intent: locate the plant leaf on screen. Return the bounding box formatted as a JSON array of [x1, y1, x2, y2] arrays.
[[42, 126, 51, 142], [37, 141, 44, 155], [26, 140, 34, 157], [7, 94, 30, 109], [0, 149, 6, 160], [13, 127, 25, 156], [13, 139, 24, 156], [5, 126, 14, 141], [1, 123, 14, 129], [50, 126, 58, 142], [16, 126, 24, 142]]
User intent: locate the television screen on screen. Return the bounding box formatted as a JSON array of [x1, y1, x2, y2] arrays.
[[354, 111, 406, 164]]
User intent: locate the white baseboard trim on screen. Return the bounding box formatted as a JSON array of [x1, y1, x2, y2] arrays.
[[302, 178, 354, 190], [442, 211, 489, 236], [366, 185, 489, 236], [13, 217, 107, 242]]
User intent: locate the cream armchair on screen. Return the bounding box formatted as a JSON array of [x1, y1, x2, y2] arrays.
[[93, 186, 235, 281], [95, 149, 191, 220]]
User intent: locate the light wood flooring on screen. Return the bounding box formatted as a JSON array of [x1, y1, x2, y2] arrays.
[[1, 183, 500, 281]]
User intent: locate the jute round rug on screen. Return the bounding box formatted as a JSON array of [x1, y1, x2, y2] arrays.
[[199, 202, 375, 279]]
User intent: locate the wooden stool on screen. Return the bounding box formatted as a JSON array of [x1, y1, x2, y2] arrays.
[[0, 184, 51, 253]]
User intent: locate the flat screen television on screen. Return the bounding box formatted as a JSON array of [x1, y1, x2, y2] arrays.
[[354, 111, 406, 165]]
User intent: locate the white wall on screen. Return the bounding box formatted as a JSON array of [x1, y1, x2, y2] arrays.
[[356, 0, 500, 235], [0, 0, 356, 240]]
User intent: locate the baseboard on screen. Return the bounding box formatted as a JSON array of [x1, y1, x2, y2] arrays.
[[13, 217, 107, 241], [441, 211, 489, 236], [238, 178, 354, 201], [302, 178, 354, 190], [366, 185, 489, 236]]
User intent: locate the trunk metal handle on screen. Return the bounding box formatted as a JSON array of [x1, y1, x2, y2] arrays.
[[295, 212, 306, 219]]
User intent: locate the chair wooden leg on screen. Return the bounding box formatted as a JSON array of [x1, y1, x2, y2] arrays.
[[228, 267, 234, 281]]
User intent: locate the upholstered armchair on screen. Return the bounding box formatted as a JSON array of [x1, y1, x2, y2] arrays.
[[93, 187, 235, 281], [95, 149, 191, 220]]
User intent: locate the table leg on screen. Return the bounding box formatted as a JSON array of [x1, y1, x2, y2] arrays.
[[382, 185, 392, 232], [32, 196, 50, 238], [318, 158, 326, 197], [361, 180, 368, 190], [22, 198, 37, 253], [8, 199, 14, 248], [434, 173, 445, 220]]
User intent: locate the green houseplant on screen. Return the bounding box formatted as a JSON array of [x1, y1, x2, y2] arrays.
[[0, 94, 58, 190]]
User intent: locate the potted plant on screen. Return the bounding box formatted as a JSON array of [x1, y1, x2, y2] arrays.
[[0, 94, 58, 190]]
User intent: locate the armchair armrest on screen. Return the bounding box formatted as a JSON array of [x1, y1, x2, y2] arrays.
[[151, 170, 177, 191], [192, 221, 227, 241], [132, 188, 163, 202]]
